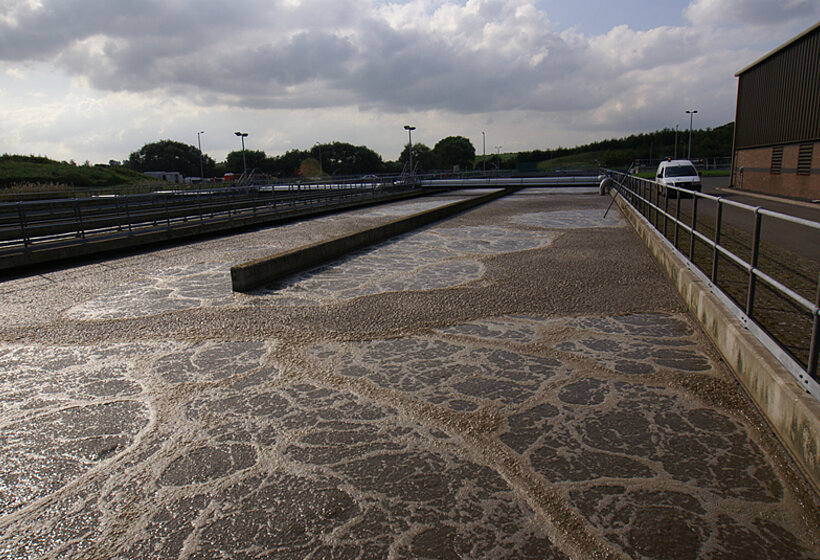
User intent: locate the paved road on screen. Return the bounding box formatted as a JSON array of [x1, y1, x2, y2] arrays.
[[701, 177, 820, 262], [0, 188, 818, 559]]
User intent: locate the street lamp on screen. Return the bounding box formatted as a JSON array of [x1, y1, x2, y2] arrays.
[[197, 131, 205, 181], [495, 145, 502, 170], [234, 131, 248, 176], [404, 125, 415, 176], [674, 125, 678, 160], [482, 131, 486, 175], [685, 110, 697, 160], [314, 143, 323, 176]]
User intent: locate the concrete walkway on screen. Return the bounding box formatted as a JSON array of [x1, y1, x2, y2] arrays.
[[0, 188, 818, 559]]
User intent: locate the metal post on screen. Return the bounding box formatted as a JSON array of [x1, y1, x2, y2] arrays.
[[17, 202, 29, 248], [746, 209, 762, 317], [674, 197, 681, 249], [197, 131, 205, 180], [125, 198, 132, 233], [711, 199, 723, 283], [674, 125, 678, 159], [686, 110, 697, 160], [482, 131, 486, 175], [808, 276, 820, 379], [689, 195, 698, 261], [404, 125, 415, 177], [235, 131, 248, 177], [74, 200, 86, 239]]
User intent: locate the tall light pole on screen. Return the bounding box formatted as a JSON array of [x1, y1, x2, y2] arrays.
[[495, 146, 501, 170], [404, 125, 415, 176], [197, 131, 205, 181], [674, 125, 678, 159], [314, 143, 323, 176], [482, 131, 486, 175], [234, 131, 248, 176], [686, 110, 697, 160]]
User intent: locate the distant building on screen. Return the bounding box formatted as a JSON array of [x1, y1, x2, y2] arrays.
[[731, 21, 819, 199], [143, 171, 183, 183]]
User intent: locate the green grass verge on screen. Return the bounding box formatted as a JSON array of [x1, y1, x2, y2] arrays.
[[1, 155, 155, 189]]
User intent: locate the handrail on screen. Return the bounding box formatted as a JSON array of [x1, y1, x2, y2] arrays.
[[604, 168, 820, 400]]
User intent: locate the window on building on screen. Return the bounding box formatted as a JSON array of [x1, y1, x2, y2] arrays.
[[797, 143, 814, 176], [770, 146, 783, 174]]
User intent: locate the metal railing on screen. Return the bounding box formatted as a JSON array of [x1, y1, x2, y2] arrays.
[[605, 169, 820, 400], [0, 182, 419, 269]]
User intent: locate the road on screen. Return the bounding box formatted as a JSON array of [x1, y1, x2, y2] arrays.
[[700, 177, 820, 262], [0, 187, 818, 559]]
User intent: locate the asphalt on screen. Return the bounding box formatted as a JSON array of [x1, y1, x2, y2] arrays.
[[0, 187, 818, 559]]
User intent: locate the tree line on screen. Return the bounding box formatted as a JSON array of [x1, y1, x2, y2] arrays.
[[105, 122, 737, 178], [124, 136, 477, 179]]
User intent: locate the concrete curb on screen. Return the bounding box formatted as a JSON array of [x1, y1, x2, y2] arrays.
[[231, 188, 519, 292], [612, 191, 820, 495]]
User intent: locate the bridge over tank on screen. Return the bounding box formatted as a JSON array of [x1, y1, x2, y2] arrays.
[[0, 186, 817, 559]]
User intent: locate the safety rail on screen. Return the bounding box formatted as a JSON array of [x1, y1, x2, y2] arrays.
[[0, 183, 417, 268], [605, 169, 820, 400]]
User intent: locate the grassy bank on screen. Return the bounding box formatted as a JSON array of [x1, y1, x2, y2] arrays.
[[0, 155, 157, 194]]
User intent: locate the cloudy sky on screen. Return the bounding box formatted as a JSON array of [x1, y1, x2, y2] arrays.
[[1, 0, 817, 165]]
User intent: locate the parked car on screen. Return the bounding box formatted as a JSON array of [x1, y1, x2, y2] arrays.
[[655, 159, 701, 197]]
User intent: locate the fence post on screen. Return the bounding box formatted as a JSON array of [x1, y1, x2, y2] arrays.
[[689, 195, 698, 261], [17, 202, 30, 248], [673, 196, 681, 249], [74, 200, 86, 239], [746, 208, 762, 317], [808, 276, 820, 380], [711, 199, 723, 283]]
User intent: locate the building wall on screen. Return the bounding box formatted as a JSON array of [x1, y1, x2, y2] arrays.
[[731, 24, 819, 199], [733, 141, 819, 199]]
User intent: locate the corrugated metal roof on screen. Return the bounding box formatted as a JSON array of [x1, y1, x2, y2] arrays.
[[735, 20, 820, 77]]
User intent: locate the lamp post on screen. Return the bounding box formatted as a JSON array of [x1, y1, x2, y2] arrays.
[[495, 146, 501, 170], [482, 131, 486, 175], [197, 131, 205, 181], [314, 143, 323, 176], [685, 110, 697, 160], [674, 125, 678, 160], [234, 131, 248, 176], [404, 125, 415, 176]]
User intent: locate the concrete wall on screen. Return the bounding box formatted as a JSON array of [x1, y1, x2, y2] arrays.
[[231, 188, 517, 292], [613, 191, 820, 494]]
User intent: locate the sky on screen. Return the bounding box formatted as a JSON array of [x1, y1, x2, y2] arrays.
[[0, 0, 818, 165]]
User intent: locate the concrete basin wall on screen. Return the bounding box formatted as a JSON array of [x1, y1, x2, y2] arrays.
[[230, 188, 518, 292], [613, 191, 820, 494]]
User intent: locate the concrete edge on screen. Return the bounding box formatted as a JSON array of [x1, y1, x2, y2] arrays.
[[231, 188, 518, 292], [612, 192, 820, 495]]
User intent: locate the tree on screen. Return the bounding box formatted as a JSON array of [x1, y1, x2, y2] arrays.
[[226, 149, 267, 174], [126, 140, 215, 177], [399, 143, 434, 172], [433, 136, 475, 171], [318, 142, 384, 175]]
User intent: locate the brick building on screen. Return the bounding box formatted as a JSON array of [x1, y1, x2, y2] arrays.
[[731, 21, 820, 199]]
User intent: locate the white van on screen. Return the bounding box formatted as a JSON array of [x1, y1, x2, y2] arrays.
[[655, 159, 701, 197]]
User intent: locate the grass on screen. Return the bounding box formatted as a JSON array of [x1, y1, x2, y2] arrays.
[[0, 155, 160, 199]]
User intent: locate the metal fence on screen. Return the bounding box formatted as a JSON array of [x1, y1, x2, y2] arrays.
[[0, 182, 418, 269], [605, 170, 820, 400]]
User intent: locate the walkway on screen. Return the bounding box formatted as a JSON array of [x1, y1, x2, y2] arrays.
[[0, 188, 817, 559]]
